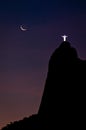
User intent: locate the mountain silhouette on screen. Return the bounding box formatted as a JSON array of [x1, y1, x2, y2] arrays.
[[1, 41, 86, 130]]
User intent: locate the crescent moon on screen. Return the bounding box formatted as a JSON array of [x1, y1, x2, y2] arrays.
[[20, 25, 27, 31]]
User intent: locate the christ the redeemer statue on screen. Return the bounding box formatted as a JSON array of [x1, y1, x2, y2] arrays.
[[62, 35, 68, 41]]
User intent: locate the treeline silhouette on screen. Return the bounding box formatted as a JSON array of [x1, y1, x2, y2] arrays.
[[1, 41, 86, 129]]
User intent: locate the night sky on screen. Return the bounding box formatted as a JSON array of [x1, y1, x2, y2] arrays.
[[0, 0, 86, 129]]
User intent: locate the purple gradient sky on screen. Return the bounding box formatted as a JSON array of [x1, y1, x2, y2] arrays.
[[0, 0, 86, 129]]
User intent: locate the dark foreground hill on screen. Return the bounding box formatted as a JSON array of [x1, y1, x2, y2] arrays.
[[1, 41, 86, 130]]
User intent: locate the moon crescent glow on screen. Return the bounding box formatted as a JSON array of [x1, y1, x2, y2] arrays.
[[20, 25, 27, 31]]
